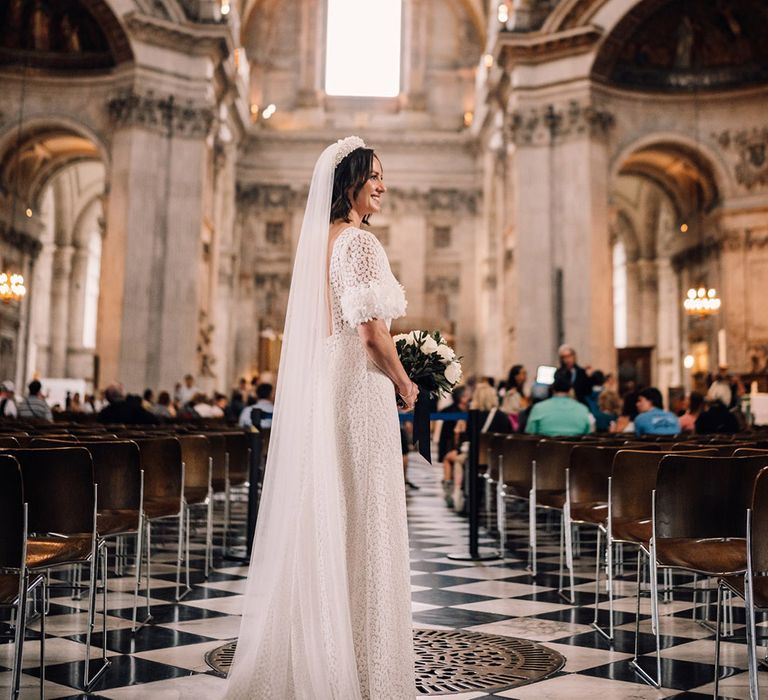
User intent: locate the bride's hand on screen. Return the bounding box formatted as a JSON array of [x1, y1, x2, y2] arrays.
[[398, 381, 419, 411]]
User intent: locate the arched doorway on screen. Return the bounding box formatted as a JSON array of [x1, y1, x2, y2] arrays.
[[610, 139, 721, 399], [0, 125, 108, 389]]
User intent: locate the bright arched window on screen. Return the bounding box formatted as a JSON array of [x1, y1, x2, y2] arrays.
[[613, 240, 627, 348], [325, 0, 402, 97]]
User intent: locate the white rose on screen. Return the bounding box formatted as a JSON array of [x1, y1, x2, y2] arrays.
[[421, 335, 439, 354], [405, 331, 418, 346], [393, 333, 408, 344], [436, 344, 455, 363], [445, 361, 462, 385]]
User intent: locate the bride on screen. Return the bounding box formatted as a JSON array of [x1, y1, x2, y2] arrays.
[[224, 136, 419, 699]]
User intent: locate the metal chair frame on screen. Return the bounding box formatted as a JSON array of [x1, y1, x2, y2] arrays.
[[0, 474, 47, 700]]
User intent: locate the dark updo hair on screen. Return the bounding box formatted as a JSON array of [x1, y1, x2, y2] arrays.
[[330, 147, 378, 225]]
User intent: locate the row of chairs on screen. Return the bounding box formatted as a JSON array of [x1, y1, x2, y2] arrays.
[[0, 424, 255, 698], [477, 432, 768, 698]]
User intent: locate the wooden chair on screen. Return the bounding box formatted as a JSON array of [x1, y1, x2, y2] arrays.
[[7, 447, 110, 689], [0, 454, 46, 700], [176, 434, 213, 594], [220, 431, 251, 551], [496, 435, 539, 556], [634, 453, 768, 689], [716, 465, 768, 700], [131, 437, 186, 602], [528, 440, 579, 586]]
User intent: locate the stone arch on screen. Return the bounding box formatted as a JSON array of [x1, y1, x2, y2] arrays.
[[0, 118, 110, 212], [542, 0, 628, 34], [609, 132, 731, 210]]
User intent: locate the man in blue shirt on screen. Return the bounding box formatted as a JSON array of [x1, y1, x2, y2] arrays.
[[633, 387, 680, 436], [525, 369, 593, 437]]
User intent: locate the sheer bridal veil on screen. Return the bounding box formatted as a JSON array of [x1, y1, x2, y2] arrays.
[[224, 138, 366, 700]]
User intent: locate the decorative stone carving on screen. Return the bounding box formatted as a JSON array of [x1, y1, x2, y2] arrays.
[[509, 99, 614, 145], [713, 128, 768, 189], [719, 229, 746, 253], [197, 310, 216, 378], [425, 275, 460, 294], [254, 273, 291, 290], [107, 90, 214, 138], [385, 187, 480, 216], [236, 184, 299, 209], [747, 228, 768, 250]]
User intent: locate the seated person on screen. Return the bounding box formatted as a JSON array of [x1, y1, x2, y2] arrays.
[[525, 369, 593, 437], [678, 391, 703, 432], [633, 387, 680, 436], [585, 370, 619, 432], [695, 398, 740, 434]]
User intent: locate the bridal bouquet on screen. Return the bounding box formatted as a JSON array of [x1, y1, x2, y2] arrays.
[[393, 330, 463, 399]]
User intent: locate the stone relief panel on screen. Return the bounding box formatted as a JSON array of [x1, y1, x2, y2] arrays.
[[713, 128, 768, 190]]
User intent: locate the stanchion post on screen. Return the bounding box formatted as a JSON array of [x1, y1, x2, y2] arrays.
[[448, 409, 500, 562], [246, 410, 263, 558]]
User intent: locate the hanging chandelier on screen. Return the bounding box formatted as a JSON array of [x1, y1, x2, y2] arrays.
[[683, 286, 720, 316], [0, 273, 26, 302]]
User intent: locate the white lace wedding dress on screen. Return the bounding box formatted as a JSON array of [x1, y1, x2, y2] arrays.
[[326, 226, 415, 699]]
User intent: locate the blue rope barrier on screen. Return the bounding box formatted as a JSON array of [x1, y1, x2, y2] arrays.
[[399, 411, 469, 422]]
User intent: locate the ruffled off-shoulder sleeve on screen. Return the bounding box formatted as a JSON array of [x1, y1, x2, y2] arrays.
[[339, 229, 407, 327]]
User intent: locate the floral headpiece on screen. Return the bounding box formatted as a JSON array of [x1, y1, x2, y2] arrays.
[[333, 135, 366, 168]]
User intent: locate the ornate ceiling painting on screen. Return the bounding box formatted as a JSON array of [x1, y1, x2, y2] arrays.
[[593, 0, 768, 90], [0, 0, 132, 71]]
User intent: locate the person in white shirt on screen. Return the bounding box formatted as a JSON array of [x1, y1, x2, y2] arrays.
[[0, 381, 18, 418], [238, 383, 274, 429], [177, 374, 199, 406]]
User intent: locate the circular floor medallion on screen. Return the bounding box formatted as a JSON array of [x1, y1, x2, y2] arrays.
[[206, 630, 564, 694], [413, 629, 564, 694]]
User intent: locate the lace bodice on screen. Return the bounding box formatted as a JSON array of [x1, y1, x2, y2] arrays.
[[329, 227, 407, 334]]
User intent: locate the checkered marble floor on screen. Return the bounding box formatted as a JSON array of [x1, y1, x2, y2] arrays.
[[2, 456, 767, 699]]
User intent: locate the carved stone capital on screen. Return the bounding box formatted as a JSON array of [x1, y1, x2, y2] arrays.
[[386, 187, 480, 216], [509, 99, 614, 146], [718, 229, 746, 253], [236, 184, 298, 210], [254, 272, 291, 291], [747, 227, 768, 250], [426, 275, 460, 294], [107, 90, 214, 139], [712, 127, 768, 190]]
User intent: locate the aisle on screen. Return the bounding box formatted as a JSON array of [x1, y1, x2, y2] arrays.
[[0, 455, 761, 698]]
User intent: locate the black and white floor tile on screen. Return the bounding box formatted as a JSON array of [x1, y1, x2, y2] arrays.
[[1, 457, 767, 699]]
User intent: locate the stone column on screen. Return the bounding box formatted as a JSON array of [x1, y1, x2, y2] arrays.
[[296, 0, 322, 108], [637, 257, 658, 347], [507, 98, 615, 372], [49, 244, 74, 377], [400, 0, 428, 111], [624, 256, 641, 346], [718, 227, 750, 373], [211, 142, 238, 392], [66, 244, 89, 375], [98, 91, 213, 392], [553, 111, 614, 372]]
